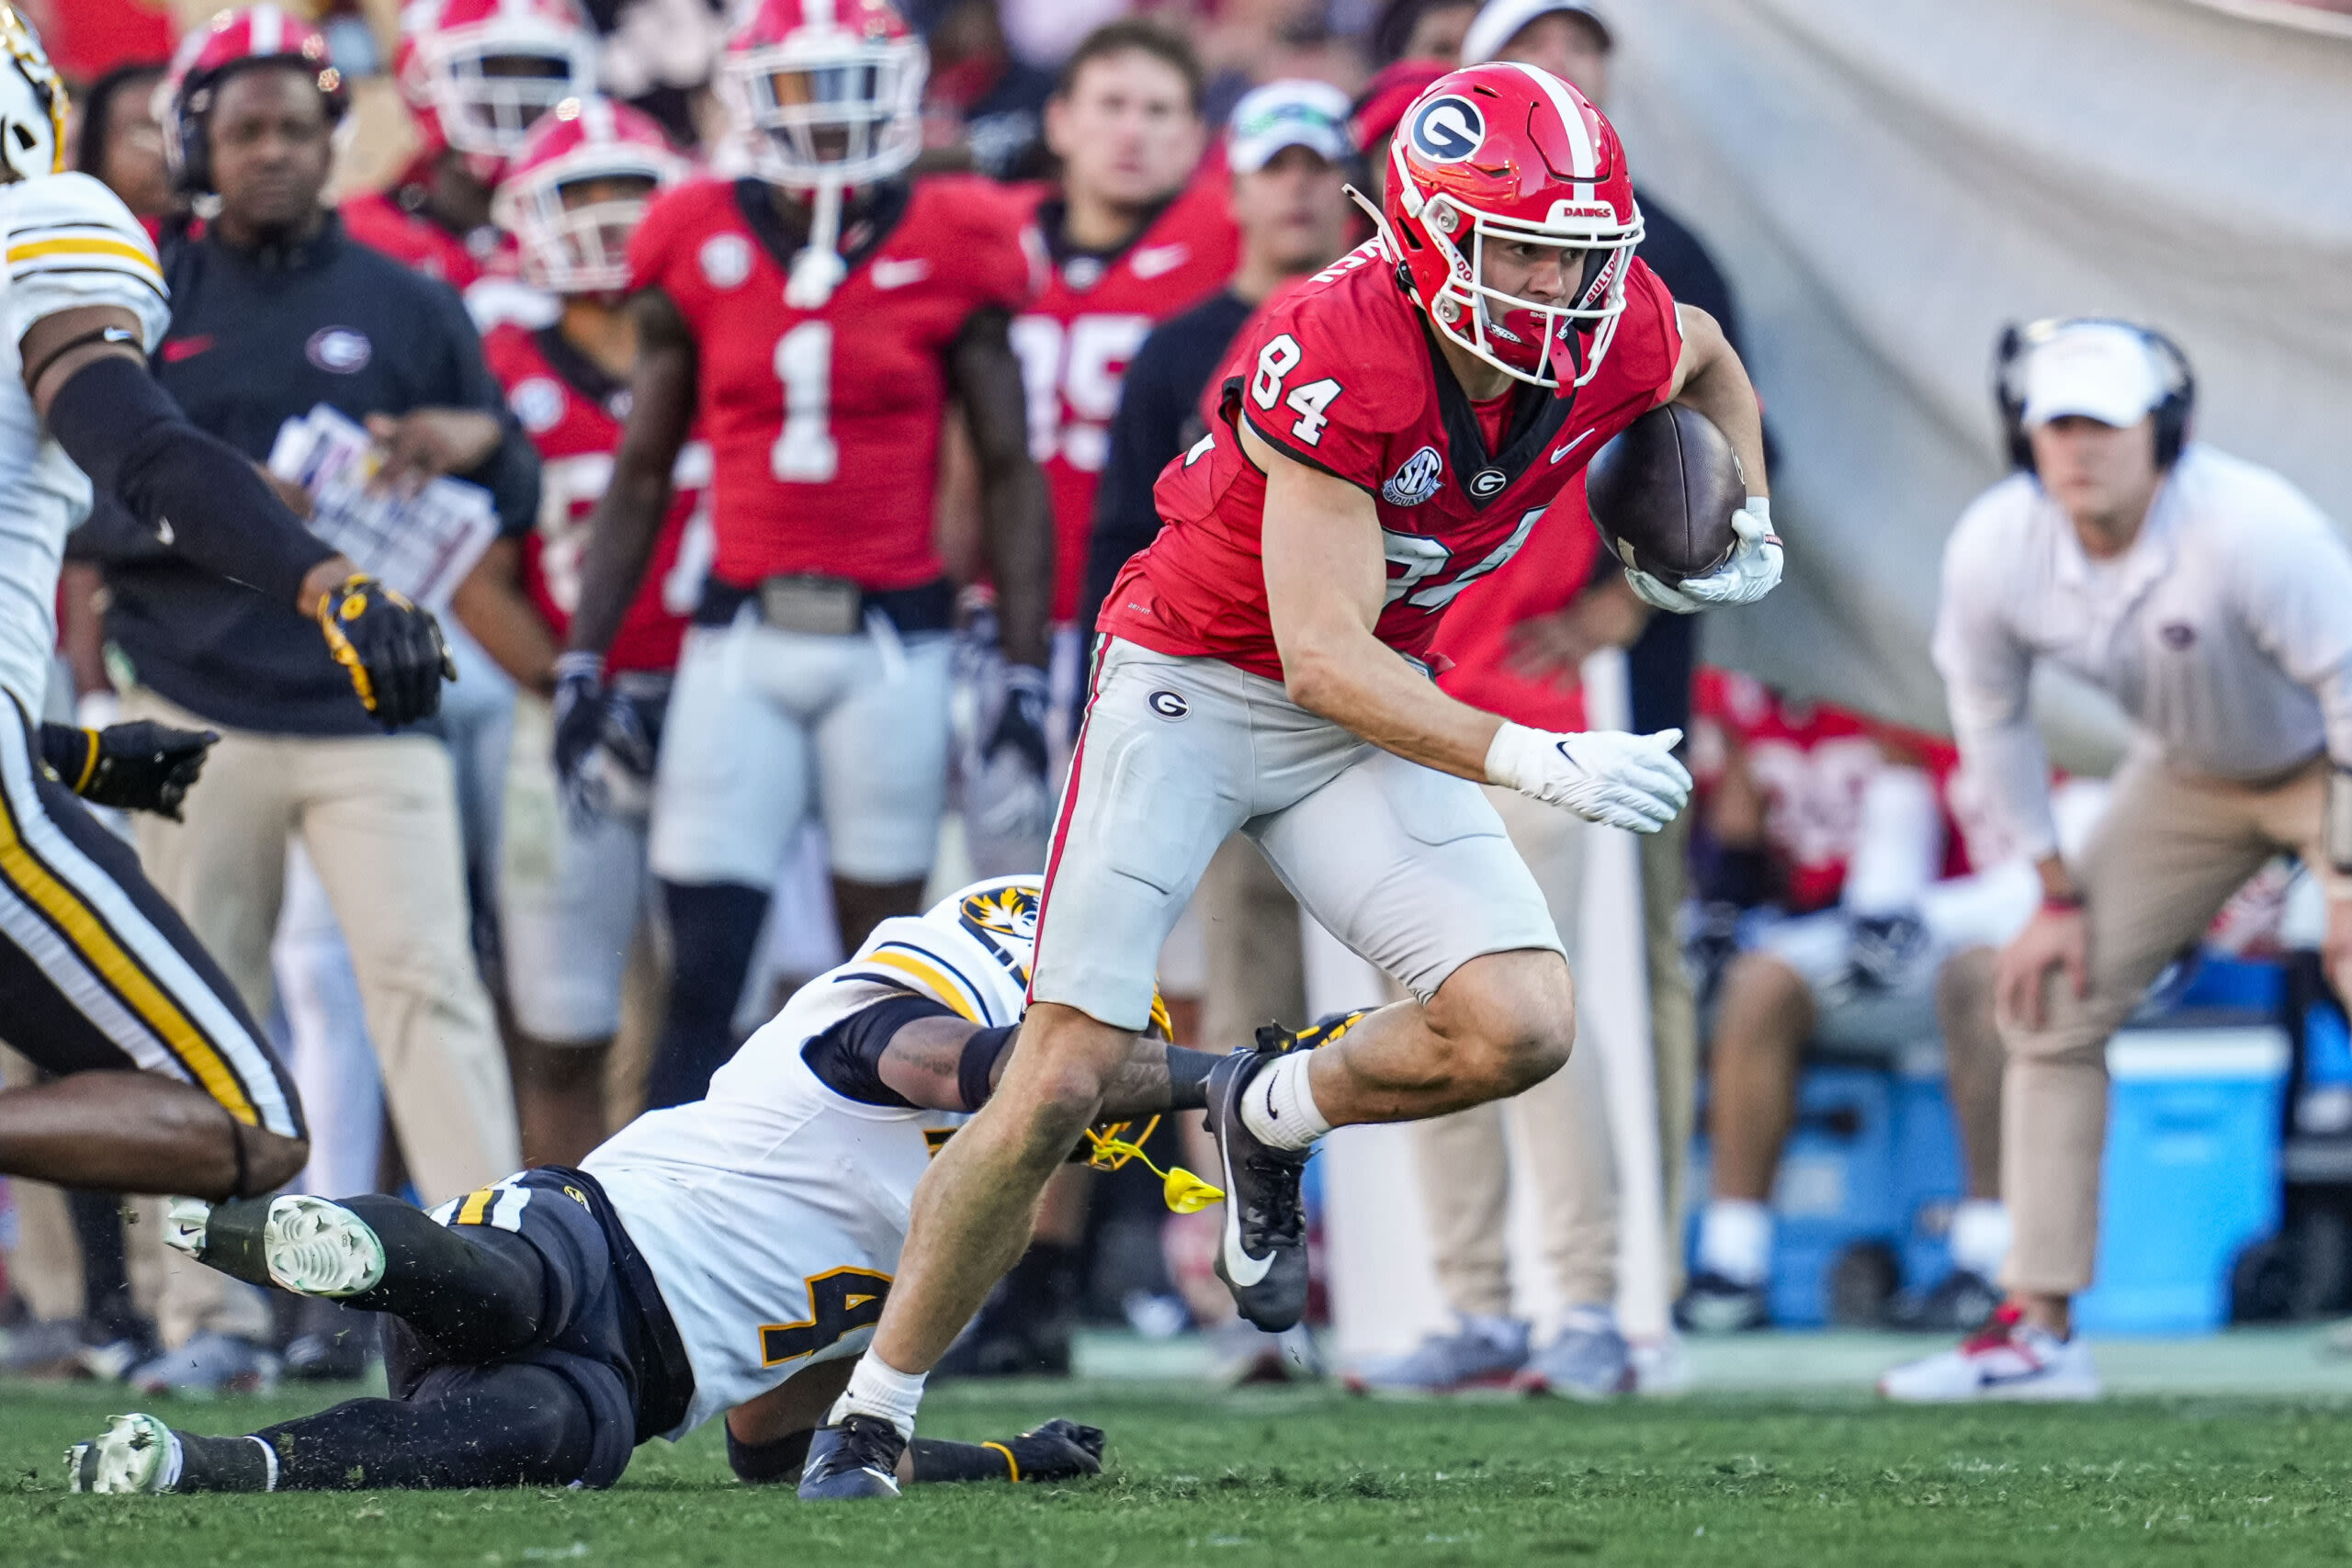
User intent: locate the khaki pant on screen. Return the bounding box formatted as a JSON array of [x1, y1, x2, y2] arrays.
[[2001, 752, 2328, 1297], [123, 689, 520, 1343], [1409, 789, 1610, 1314], [1644, 813, 1698, 1300], [1196, 835, 1308, 1055]]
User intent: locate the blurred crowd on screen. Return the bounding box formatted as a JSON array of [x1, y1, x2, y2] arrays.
[[1, 0, 2335, 1406]]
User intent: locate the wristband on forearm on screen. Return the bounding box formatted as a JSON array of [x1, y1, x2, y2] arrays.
[[910, 1437, 1019, 1483], [38, 724, 102, 794]]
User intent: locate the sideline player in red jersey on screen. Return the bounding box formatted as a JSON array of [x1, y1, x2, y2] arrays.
[[801, 63, 1785, 1495], [471, 96, 706, 1164], [562, 0, 1053, 1112], [344, 0, 595, 308], [966, 19, 1237, 873]]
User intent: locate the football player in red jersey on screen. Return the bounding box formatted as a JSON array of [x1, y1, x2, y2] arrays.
[[562, 0, 1052, 1112], [965, 20, 1236, 873], [802, 64, 1784, 1496], [343, 0, 595, 303], [468, 96, 704, 1164]]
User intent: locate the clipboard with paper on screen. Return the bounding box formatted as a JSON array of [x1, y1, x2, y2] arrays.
[[266, 403, 500, 611]]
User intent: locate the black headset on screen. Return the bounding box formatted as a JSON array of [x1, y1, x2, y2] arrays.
[[1994, 316, 2195, 474], [172, 55, 350, 198]]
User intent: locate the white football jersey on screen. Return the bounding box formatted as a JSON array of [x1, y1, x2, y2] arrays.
[[0, 173, 168, 718], [583, 881, 1037, 1439]]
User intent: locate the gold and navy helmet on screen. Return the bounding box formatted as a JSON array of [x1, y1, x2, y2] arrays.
[[0, 6, 66, 182]]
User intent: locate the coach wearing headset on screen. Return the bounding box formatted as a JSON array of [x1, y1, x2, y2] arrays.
[[1881, 319, 2352, 1402]]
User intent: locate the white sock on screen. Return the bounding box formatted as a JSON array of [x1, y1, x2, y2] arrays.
[[1949, 1200, 2012, 1279], [1696, 1199, 1773, 1287], [825, 1353, 926, 1440], [1238, 1051, 1330, 1151]]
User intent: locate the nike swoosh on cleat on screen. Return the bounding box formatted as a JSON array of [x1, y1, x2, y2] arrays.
[[1218, 1124, 1274, 1287]]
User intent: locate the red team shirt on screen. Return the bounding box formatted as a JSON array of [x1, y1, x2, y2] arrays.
[[342, 184, 510, 289], [1007, 172, 1238, 621], [628, 175, 1033, 595], [482, 322, 712, 674], [1100, 243, 1682, 680], [1429, 479, 1607, 733]]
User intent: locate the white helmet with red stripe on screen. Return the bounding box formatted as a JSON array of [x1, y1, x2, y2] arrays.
[[398, 0, 596, 177], [492, 95, 685, 294], [1381, 62, 1644, 389], [718, 0, 926, 191], [160, 6, 350, 196]]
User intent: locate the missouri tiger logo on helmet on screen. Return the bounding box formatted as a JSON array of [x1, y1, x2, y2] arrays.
[[0, 4, 67, 182]]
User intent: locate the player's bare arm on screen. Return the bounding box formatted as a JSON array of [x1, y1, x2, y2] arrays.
[[565, 287, 696, 660], [948, 307, 1054, 671], [451, 536, 561, 697], [1664, 303, 1768, 497], [1250, 416, 1504, 781]]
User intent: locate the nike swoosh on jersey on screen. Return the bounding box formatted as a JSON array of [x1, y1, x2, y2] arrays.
[[870, 258, 931, 289], [161, 335, 215, 363], [1129, 243, 1190, 280], [1551, 429, 1596, 464], [1218, 1131, 1274, 1287]]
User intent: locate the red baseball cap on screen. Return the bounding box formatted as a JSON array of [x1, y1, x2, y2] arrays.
[[1349, 59, 1448, 154]]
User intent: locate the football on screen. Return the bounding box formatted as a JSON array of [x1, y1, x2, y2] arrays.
[[1584, 403, 1747, 585]]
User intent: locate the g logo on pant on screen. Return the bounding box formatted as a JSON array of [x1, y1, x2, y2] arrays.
[[1148, 691, 1189, 720]]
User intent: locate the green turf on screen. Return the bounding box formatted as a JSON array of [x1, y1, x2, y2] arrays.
[[6, 1377, 2352, 1565]]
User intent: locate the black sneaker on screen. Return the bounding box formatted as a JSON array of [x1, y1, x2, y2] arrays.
[[1885, 1269, 2002, 1334], [797, 1414, 907, 1500], [1673, 1269, 1770, 1334], [1204, 1051, 1312, 1332]]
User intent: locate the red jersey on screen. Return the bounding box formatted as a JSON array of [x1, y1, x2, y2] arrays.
[[1007, 172, 1238, 621], [482, 322, 712, 675], [1100, 243, 1681, 681], [630, 175, 1033, 592], [1690, 669, 1881, 914], [1429, 478, 1605, 732], [341, 186, 503, 289]]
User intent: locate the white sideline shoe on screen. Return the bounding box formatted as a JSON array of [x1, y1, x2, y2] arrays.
[[1877, 1305, 2099, 1403]]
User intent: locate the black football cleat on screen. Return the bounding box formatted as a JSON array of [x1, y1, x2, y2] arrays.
[[1204, 1050, 1312, 1333], [797, 1415, 906, 1500], [999, 1418, 1106, 1483]]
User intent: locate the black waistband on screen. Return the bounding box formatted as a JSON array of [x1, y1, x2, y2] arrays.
[[695, 575, 956, 633], [542, 1165, 695, 1443]]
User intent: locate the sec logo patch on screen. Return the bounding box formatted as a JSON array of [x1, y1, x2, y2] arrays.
[[509, 377, 567, 434], [1408, 96, 1485, 164], [305, 328, 371, 374], [700, 234, 753, 289], [1382, 445, 1444, 507]]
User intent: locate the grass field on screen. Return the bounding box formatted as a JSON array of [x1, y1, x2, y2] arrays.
[[6, 1373, 2352, 1566]]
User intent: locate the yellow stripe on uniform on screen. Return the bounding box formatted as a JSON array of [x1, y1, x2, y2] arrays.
[[859, 949, 982, 1021], [6, 234, 164, 280], [982, 1440, 1020, 1483], [0, 781, 258, 1125], [456, 1187, 498, 1225]]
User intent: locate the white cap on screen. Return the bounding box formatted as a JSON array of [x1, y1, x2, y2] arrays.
[[2020, 321, 2169, 429], [1462, 0, 1612, 66], [1227, 80, 1354, 175]]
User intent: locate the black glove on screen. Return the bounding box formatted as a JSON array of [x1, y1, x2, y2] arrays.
[[983, 662, 1051, 780], [315, 573, 456, 729], [1847, 909, 1928, 993], [40, 720, 218, 819], [994, 1418, 1105, 1483], [550, 651, 657, 827]]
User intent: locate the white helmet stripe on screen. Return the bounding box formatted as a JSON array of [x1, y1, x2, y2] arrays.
[[252, 5, 285, 55], [585, 94, 615, 140], [1508, 62, 1597, 179], [808, 0, 838, 28]]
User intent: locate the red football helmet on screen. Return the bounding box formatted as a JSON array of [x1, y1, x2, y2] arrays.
[[160, 6, 349, 196], [718, 0, 926, 191], [1381, 62, 1644, 389], [492, 95, 686, 294], [398, 0, 596, 177]]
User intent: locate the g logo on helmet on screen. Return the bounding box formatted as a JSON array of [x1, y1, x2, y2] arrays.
[[1408, 96, 1485, 165]]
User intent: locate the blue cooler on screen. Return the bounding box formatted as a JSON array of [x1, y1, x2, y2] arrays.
[[2074, 1024, 2289, 1335], [1762, 1066, 1902, 1326]]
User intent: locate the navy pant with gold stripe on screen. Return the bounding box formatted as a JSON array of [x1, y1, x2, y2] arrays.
[[0, 705, 300, 1141]]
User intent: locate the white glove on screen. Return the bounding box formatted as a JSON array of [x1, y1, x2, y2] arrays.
[[1486, 723, 1692, 833], [1626, 497, 1783, 613]]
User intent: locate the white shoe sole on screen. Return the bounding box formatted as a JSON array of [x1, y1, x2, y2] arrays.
[[264, 1196, 386, 1298], [69, 1413, 175, 1494], [1878, 1373, 2101, 1404]]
